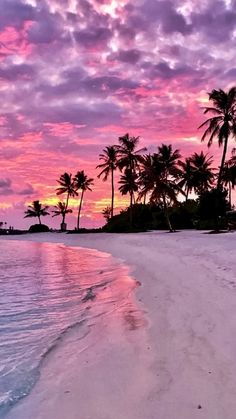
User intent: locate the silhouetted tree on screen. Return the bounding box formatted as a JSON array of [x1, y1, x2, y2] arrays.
[[139, 144, 183, 232], [24, 200, 49, 225], [221, 155, 236, 208], [199, 87, 236, 188], [178, 158, 196, 200], [119, 168, 138, 225], [198, 188, 228, 230], [138, 154, 153, 204], [73, 171, 94, 230], [52, 202, 73, 228], [116, 133, 145, 173], [56, 173, 77, 229], [97, 146, 117, 217], [189, 151, 215, 195], [102, 206, 112, 223]]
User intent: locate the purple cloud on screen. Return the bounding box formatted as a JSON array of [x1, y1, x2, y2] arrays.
[[0, 0, 34, 30], [0, 178, 13, 196]]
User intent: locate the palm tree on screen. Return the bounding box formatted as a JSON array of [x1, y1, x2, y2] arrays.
[[139, 145, 183, 232], [51, 202, 73, 227], [178, 158, 196, 200], [117, 133, 146, 207], [199, 87, 236, 188], [56, 173, 77, 229], [97, 146, 117, 217], [73, 170, 94, 230], [118, 168, 138, 225], [221, 155, 236, 208], [102, 206, 112, 223], [157, 144, 182, 174], [138, 154, 153, 204], [24, 200, 49, 225], [116, 133, 146, 172], [189, 151, 215, 195]]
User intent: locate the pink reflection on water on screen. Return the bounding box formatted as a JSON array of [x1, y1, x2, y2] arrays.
[[21, 241, 146, 332]]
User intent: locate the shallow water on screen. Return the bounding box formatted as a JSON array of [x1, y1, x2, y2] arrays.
[[0, 240, 138, 417]]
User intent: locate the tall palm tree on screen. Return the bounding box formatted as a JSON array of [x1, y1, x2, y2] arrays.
[[97, 145, 117, 217], [199, 87, 236, 188], [73, 170, 94, 230], [118, 168, 138, 225], [51, 202, 73, 228], [24, 200, 49, 225], [189, 151, 215, 195], [56, 173, 77, 229]]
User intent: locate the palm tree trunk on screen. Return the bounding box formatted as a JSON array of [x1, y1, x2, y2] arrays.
[[38, 215, 41, 225], [65, 192, 69, 210], [143, 193, 146, 205], [186, 187, 189, 201], [217, 136, 228, 189], [163, 195, 173, 232], [129, 191, 133, 226], [229, 180, 232, 209], [111, 167, 114, 218], [77, 190, 84, 230], [61, 192, 70, 231]]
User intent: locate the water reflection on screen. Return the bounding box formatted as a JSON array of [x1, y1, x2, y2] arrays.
[[0, 240, 145, 414]]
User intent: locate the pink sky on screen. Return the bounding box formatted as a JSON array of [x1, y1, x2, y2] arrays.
[[1, 0, 236, 229]]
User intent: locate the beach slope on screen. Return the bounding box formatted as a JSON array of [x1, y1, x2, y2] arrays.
[[4, 230, 236, 419]]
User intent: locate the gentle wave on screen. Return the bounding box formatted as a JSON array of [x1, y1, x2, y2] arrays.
[[0, 240, 137, 417]]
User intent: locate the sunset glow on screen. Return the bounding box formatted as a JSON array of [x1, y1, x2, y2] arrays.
[[1, 0, 236, 229]]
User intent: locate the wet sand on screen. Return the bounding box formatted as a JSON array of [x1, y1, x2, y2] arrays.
[[3, 230, 236, 419]]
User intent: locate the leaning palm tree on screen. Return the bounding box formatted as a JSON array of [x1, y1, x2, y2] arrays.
[[73, 170, 94, 230], [199, 87, 236, 188], [51, 202, 73, 228], [97, 146, 117, 217], [24, 200, 49, 225], [118, 168, 138, 225], [56, 173, 77, 229], [189, 151, 215, 195]]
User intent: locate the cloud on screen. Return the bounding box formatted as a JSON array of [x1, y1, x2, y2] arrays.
[[18, 183, 36, 196], [0, 0, 35, 31], [0, 178, 13, 195], [74, 27, 112, 49], [1, 0, 236, 227], [0, 178, 11, 188], [0, 63, 35, 81], [111, 49, 141, 64], [191, 0, 236, 42]]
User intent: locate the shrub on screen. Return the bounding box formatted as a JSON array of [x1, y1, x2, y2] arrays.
[[29, 224, 50, 233]]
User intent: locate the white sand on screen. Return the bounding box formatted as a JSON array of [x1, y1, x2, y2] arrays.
[[4, 230, 236, 419]]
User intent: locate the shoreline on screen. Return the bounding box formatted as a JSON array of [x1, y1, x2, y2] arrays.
[[3, 230, 236, 419]]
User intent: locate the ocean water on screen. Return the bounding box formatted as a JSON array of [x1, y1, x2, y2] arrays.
[[0, 240, 138, 417]]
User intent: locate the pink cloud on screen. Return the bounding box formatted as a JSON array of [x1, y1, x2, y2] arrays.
[[1, 0, 236, 228]]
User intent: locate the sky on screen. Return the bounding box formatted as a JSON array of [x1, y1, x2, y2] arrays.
[[1, 0, 236, 229]]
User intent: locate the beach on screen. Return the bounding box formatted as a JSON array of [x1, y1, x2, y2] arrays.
[[3, 230, 236, 419]]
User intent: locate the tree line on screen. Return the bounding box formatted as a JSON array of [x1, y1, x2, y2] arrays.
[[24, 87, 236, 232]]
